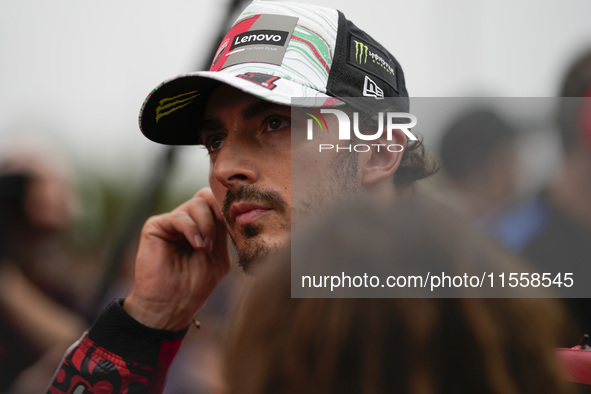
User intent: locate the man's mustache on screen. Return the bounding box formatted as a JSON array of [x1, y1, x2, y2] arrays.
[[222, 185, 288, 224]]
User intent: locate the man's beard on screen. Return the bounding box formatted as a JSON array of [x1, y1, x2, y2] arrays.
[[222, 185, 289, 272], [222, 151, 359, 272], [291, 150, 360, 223]]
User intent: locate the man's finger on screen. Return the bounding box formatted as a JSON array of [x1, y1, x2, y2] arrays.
[[195, 187, 223, 222], [185, 197, 219, 252], [145, 211, 207, 251]]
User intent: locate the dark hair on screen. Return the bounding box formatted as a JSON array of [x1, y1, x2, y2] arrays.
[[225, 197, 571, 394], [396, 137, 439, 188], [556, 48, 591, 149], [559, 49, 591, 98], [439, 108, 516, 181], [0, 173, 29, 260], [338, 101, 439, 189]]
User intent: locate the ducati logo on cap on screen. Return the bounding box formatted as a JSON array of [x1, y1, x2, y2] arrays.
[[237, 72, 280, 90]]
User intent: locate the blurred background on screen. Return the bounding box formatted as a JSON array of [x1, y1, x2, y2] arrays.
[[1, 0, 591, 393], [2, 0, 590, 192], [1, 0, 590, 200]]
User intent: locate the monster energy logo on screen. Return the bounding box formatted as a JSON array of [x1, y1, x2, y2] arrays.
[[155, 90, 200, 123], [354, 40, 368, 64]]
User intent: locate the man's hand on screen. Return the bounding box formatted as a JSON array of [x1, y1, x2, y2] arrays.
[[124, 188, 230, 331]]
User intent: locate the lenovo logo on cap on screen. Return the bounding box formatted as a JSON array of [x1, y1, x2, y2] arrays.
[[231, 30, 289, 50], [210, 14, 298, 72]]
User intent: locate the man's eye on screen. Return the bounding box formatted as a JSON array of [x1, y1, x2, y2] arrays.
[[205, 135, 224, 152], [265, 116, 290, 132]]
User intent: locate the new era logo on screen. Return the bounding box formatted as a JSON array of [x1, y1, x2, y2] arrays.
[[363, 76, 384, 99]]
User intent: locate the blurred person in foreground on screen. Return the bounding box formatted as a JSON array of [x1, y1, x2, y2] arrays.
[[226, 197, 574, 394], [0, 138, 86, 392], [49, 1, 437, 392], [489, 49, 591, 340], [522, 49, 591, 336]]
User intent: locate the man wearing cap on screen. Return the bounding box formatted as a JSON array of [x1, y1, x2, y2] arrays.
[[49, 1, 435, 392]]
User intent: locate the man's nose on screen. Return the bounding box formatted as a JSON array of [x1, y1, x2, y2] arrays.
[[212, 139, 259, 188]]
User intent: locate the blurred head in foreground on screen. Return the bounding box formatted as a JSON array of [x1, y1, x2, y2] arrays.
[[557, 48, 591, 152], [0, 137, 76, 259], [438, 107, 518, 218], [225, 197, 571, 394]]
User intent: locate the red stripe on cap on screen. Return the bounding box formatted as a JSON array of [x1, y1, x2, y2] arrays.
[[210, 15, 261, 71], [291, 35, 331, 74]]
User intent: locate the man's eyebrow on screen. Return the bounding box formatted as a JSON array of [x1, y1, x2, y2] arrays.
[[199, 100, 289, 135], [243, 100, 289, 119], [199, 118, 224, 133]]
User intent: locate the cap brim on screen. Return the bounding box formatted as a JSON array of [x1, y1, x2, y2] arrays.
[[139, 71, 342, 145]]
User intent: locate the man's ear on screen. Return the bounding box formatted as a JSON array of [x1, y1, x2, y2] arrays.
[[359, 129, 407, 186]]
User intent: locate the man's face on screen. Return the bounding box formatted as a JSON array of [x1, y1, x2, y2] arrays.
[[200, 85, 360, 271]]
